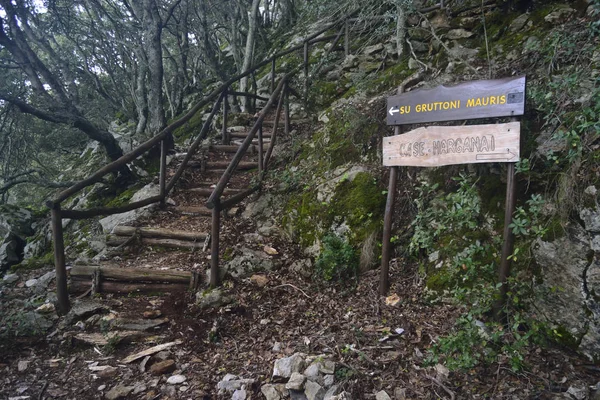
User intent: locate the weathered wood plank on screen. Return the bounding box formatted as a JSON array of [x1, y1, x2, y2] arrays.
[[172, 206, 212, 216], [183, 187, 243, 196], [121, 340, 182, 364], [69, 279, 189, 294], [106, 235, 206, 249], [113, 226, 208, 241], [70, 265, 191, 283], [382, 122, 520, 167], [386, 76, 526, 125]]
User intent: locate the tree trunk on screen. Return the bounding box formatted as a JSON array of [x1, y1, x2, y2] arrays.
[[239, 0, 261, 113], [396, 4, 406, 59]]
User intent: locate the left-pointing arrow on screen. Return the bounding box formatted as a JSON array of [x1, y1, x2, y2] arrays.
[[389, 107, 399, 116]]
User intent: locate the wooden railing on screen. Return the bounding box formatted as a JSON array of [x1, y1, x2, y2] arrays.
[[48, 3, 448, 314]]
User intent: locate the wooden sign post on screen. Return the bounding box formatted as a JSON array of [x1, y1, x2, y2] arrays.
[[380, 76, 525, 320]]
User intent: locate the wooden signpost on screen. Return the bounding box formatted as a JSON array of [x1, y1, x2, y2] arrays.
[[383, 122, 520, 167], [380, 76, 525, 320]]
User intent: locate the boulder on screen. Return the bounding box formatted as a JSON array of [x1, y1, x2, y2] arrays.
[[510, 14, 529, 32], [195, 288, 234, 310], [273, 353, 306, 381], [99, 183, 160, 234], [532, 222, 600, 360], [0, 234, 22, 272], [544, 7, 575, 24], [0, 205, 33, 239], [362, 43, 384, 55]]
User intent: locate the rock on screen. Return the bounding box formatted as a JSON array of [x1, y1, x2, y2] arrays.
[[264, 245, 279, 255], [17, 360, 29, 372], [286, 372, 307, 391], [567, 383, 589, 400], [363, 43, 384, 55], [61, 300, 108, 327], [273, 353, 306, 381], [358, 61, 380, 73], [3, 273, 19, 284], [232, 387, 248, 400], [35, 271, 55, 289], [394, 387, 407, 400], [150, 360, 176, 375], [544, 7, 575, 23], [410, 40, 428, 53], [115, 318, 168, 331], [510, 14, 529, 32], [408, 58, 420, 70], [0, 236, 21, 273], [0, 205, 33, 239], [323, 375, 334, 388], [25, 278, 38, 287], [533, 225, 600, 360], [375, 391, 392, 400], [446, 29, 473, 40], [167, 374, 186, 384], [341, 55, 358, 70], [262, 384, 288, 400], [223, 247, 278, 278], [319, 360, 335, 375], [217, 374, 255, 393], [290, 259, 312, 278], [329, 392, 351, 400], [35, 303, 55, 314], [250, 274, 269, 287], [305, 381, 325, 400], [581, 209, 600, 233], [324, 384, 338, 399], [105, 384, 133, 400], [97, 366, 119, 379], [15, 312, 52, 333], [304, 362, 320, 378], [435, 363, 450, 382], [133, 383, 147, 395], [195, 288, 234, 310], [99, 183, 160, 234]]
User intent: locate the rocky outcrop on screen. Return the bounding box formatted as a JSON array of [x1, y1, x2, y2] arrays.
[[0, 205, 34, 273], [533, 190, 600, 360]]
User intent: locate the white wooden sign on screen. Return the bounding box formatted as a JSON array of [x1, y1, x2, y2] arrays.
[[383, 122, 520, 167]]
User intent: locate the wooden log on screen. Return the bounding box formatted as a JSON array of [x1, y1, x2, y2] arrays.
[[113, 226, 208, 241], [121, 340, 182, 364], [106, 235, 205, 249], [69, 279, 189, 294], [229, 131, 272, 139], [70, 265, 191, 283], [172, 206, 212, 216], [220, 186, 260, 209], [73, 331, 148, 346], [207, 144, 257, 153], [187, 161, 258, 170], [264, 86, 285, 169], [227, 91, 269, 102], [184, 187, 243, 196]]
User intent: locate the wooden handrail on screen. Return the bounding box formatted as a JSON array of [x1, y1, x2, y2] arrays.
[[205, 74, 290, 209]]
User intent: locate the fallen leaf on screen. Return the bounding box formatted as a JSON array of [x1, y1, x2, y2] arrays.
[[385, 294, 400, 306]]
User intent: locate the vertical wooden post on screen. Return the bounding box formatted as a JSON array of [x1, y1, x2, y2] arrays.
[[222, 87, 229, 145], [252, 72, 258, 113], [494, 161, 517, 320], [210, 202, 221, 288], [258, 122, 264, 172], [303, 41, 309, 105], [379, 127, 401, 296], [271, 58, 276, 94], [51, 205, 69, 314], [344, 19, 350, 57], [159, 138, 167, 208], [284, 81, 290, 136]]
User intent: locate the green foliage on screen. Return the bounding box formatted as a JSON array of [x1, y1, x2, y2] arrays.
[[315, 234, 359, 282], [11, 251, 54, 272], [410, 174, 481, 255]]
